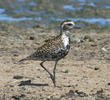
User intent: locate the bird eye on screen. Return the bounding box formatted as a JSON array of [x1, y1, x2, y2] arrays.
[[67, 24, 72, 26]]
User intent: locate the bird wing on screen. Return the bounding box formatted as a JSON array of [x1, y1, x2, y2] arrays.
[[29, 36, 66, 60], [19, 34, 69, 61]]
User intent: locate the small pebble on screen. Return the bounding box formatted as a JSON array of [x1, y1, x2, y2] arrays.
[[75, 90, 87, 97], [94, 67, 99, 70], [101, 47, 107, 52], [33, 24, 40, 28], [107, 83, 110, 85], [13, 75, 23, 79], [29, 36, 34, 40], [62, 70, 69, 73]]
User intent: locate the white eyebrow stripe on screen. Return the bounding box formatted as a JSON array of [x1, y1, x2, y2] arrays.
[[61, 21, 75, 28]]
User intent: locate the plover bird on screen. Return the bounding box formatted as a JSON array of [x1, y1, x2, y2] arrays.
[[19, 20, 78, 87]]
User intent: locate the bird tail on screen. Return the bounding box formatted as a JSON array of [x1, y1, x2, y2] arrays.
[[19, 56, 31, 62]]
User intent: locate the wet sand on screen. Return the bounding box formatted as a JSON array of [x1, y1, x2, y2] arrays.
[[0, 21, 110, 100]]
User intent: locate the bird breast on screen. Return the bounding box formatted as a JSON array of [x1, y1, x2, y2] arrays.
[[61, 33, 70, 48]]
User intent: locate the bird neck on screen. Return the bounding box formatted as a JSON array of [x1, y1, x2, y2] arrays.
[[60, 29, 70, 37]]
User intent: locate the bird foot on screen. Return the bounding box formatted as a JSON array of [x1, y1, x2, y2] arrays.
[[50, 74, 56, 87]]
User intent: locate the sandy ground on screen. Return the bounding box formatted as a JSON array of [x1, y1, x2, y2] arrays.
[[0, 23, 110, 100]]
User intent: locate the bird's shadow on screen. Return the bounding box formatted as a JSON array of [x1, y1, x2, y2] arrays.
[[18, 80, 48, 87]]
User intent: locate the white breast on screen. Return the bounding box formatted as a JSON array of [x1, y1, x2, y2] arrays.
[[61, 33, 69, 48]]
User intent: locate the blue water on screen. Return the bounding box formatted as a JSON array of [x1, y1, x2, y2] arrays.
[[0, 0, 110, 26], [63, 5, 82, 10], [56, 18, 110, 26]]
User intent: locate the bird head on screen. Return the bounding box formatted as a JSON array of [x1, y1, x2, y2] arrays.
[[60, 20, 76, 31]]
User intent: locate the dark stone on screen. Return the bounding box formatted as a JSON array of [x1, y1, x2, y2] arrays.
[[96, 89, 103, 94], [12, 94, 25, 100], [33, 24, 40, 28], [75, 90, 87, 97], [107, 82, 110, 85], [12, 95, 20, 100], [13, 75, 23, 79], [66, 90, 75, 98], [94, 67, 99, 70], [30, 36, 34, 40], [62, 70, 69, 73], [13, 54, 19, 56]]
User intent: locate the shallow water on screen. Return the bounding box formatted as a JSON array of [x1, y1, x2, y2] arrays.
[[0, 0, 110, 26]]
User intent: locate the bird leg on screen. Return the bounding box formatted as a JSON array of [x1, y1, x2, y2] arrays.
[[53, 60, 58, 87], [40, 61, 54, 85]]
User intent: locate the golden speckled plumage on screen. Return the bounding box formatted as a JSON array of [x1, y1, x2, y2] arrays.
[[28, 34, 70, 61]]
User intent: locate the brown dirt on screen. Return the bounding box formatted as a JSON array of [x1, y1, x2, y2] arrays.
[[0, 23, 110, 100]]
